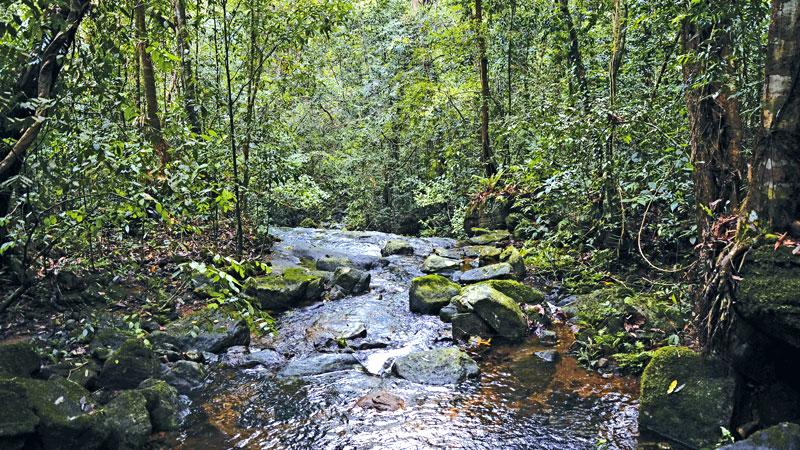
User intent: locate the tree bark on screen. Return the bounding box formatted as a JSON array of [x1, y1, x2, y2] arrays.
[[557, 0, 588, 108], [135, 0, 170, 168], [746, 0, 800, 231], [174, 0, 201, 134], [476, 0, 496, 177]]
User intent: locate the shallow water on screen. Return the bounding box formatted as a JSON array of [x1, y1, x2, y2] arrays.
[[173, 227, 640, 449]]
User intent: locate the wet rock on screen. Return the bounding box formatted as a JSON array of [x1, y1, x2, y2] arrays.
[[639, 346, 735, 449], [97, 338, 159, 390], [0, 387, 39, 449], [245, 269, 324, 311], [453, 284, 528, 341], [439, 303, 459, 323], [67, 359, 100, 388], [0, 341, 40, 377], [468, 230, 511, 246], [462, 245, 502, 264], [719, 422, 800, 450], [2, 377, 107, 450], [434, 247, 464, 259], [221, 346, 285, 370], [393, 347, 479, 385], [102, 390, 151, 450], [500, 246, 527, 278], [355, 390, 405, 411], [534, 350, 560, 363], [537, 329, 558, 346], [315, 256, 353, 272], [138, 379, 180, 432], [381, 240, 414, 257], [459, 262, 515, 283], [452, 312, 495, 341], [479, 280, 544, 304], [151, 306, 250, 354], [422, 254, 462, 274], [332, 267, 371, 296], [162, 360, 207, 394], [409, 274, 461, 315], [736, 245, 800, 348], [279, 353, 360, 377]]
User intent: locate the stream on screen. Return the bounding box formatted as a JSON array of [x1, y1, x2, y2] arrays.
[[173, 227, 640, 449]]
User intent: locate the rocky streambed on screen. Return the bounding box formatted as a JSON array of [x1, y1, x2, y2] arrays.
[[0, 227, 643, 449]]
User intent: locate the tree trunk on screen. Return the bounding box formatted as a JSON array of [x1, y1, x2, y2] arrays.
[[557, 0, 588, 108], [476, 0, 496, 177], [174, 0, 201, 134], [746, 0, 800, 231], [135, 0, 170, 168]]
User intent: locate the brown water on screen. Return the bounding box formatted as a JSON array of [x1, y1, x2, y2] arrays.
[[171, 228, 641, 450]]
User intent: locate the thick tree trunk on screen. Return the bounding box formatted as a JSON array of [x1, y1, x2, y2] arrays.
[[174, 0, 201, 134], [746, 0, 800, 231], [135, 1, 170, 168], [476, 0, 496, 177], [557, 0, 588, 107]]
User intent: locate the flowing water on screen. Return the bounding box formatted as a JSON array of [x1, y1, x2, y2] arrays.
[[173, 227, 640, 449]]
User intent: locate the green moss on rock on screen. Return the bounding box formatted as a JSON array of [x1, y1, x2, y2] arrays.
[[454, 284, 528, 341], [138, 379, 180, 432], [479, 280, 544, 304], [97, 339, 159, 390], [151, 306, 250, 354], [102, 390, 152, 450], [409, 275, 461, 315], [0, 341, 40, 377], [639, 346, 735, 449]]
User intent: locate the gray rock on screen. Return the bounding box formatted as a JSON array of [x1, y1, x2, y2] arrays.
[[221, 346, 285, 370], [537, 329, 558, 346], [409, 275, 461, 315], [279, 353, 360, 377], [394, 347, 479, 385], [102, 390, 152, 450], [459, 263, 515, 283], [534, 350, 560, 363], [719, 422, 800, 450], [162, 360, 207, 394], [315, 256, 353, 272], [97, 339, 159, 390], [462, 245, 502, 264], [439, 303, 459, 323], [422, 255, 461, 274], [150, 307, 250, 354], [453, 284, 529, 341], [332, 267, 371, 295], [434, 247, 464, 259], [452, 312, 495, 341], [138, 379, 180, 432], [381, 240, 414, 256]]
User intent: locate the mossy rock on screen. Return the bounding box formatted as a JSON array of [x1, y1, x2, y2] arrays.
[[381, 239, 414, 257], [719, 422, 800, 450], [138, 379, 180, 432], [467, 230, 511, 246], [151, 306, 250, 354], [459, 262, 515, 283], [394, 347, 479, 385], [90, 328, 136, 361], [453, 284, 528, 341], [315, 256, 353, 272], [409, 275, 461, 315], [332, 267, 370, 295], [2, 377, 107, 450], [299, 217, 318, 228], [97, 339, 159, 390], [101, 390, 152, 450], [283, 267, 325, 301], [422, 254, 462, 274], [479, 280, 544, 304], [245, 268, 324, 311], [452, 312, 495, 341], [0, 341, 40, 377], [737, 245, 800, 348], [500, 246, 526, 278], [639, 346, 735, 449], [462, 245, 502, 264], [0, 386, 39, 443]]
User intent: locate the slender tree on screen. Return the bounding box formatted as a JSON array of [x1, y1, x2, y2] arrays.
[[174, 0, 202, 134], [476, 0, 496, 176], [135, 0, 170, 167]]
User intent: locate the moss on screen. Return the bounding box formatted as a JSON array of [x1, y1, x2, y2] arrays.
[[479, 280, 544, 304], [409, 275, 461, 315], [97, 338, 159, 390], [454, 284, 528, 341], [0, 341, 40, 377], [468, 230, 511, 246], [736, 244, 800, 347], [0, 386, 39, 437], [639, 346, 734, 449], [137, 379, 180, 432], [101, 390, 152, 450], [299, 217, 318, 228]]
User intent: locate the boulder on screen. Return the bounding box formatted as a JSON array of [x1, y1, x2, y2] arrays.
[[102, 390, 152, 450], [422, 255, 461, 274], [138, 379, 180, 432], [2, 377, 107, 450], [500, 246, 527, 278], [467, 230, 511, 246], [355, 390, 405, 412], [162, 360, 207, 394], [736, 245, 800, 348], [409, 275, 461, 315], [459, 263, 516, 283], [381, 240, 414, 256], [90, 328, 137, 361], [719, 422, 800, 450], [245, 269, 324, 311], [97, 339, 159, 390], [279, 353, 359, 377], [439, 303, 459, 323], [452, 313, 495, 341], [393, 347, 479, 385], [462, 245, 502, 264], [0, 386, 39, 449], [479, 280, 544, 304], [0, 341, 40, 377], [332, 267, 370, 296], [221, 346, 285, 370], [315, 256, 353, 272], [639, 346, 735, 449], [151, 306, 250, 354], [434, 247, 464, 260], [453, 284, 528, 341], [534, 350, 560, 363]]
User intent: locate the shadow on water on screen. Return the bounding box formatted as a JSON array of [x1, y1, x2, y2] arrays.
[[170, 227, 641, 450]]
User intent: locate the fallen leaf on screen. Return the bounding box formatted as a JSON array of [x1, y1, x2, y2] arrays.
[[667, 379, 678, 394], [54, 396, 65, 405], [674, 383, 686, 393]]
